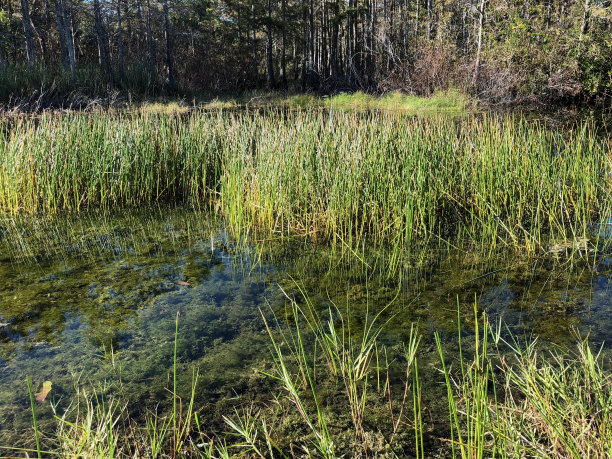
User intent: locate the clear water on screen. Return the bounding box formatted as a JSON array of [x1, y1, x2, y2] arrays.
[[1, 207, 611, 451]]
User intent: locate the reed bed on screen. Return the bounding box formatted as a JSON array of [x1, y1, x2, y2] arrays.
[[0, 110, 610, 254]]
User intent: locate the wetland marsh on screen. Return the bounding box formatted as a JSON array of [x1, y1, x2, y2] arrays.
[[0, 109, 611, 457]]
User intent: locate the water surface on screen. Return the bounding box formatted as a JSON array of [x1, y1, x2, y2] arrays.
[[1, 207, 611, 451]]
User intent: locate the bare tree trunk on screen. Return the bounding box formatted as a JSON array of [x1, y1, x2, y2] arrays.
[[293, 40, 298, 81], [281, 0, 287, 86], [20, 0, 36, 62], [266, 0, 276, 88], [251, 4, 258, 81], [353, 0, 363, 79], [400, 0, 406, 61], [69, 4, 77, 64], [331, 0, 339, 79], [8, 0, 18, 63], [300, 0, 307, 88], [40, 0, 51, 63], [321, 2, 328, 78], [415, 0, 419, 40], [461, 3, 468, 53], [147, 0, 156, 86], [117, 0, 125, 84], [54, 0, 69, 67], [314, 11, 319, 74], [309, 0, 315, 83], [369, 0, 376, 83], [347, 0, 353, 84], [473, 0, 486, 86], [162, 0, 175, 91], [579, 0, 591, 41], [426, 0, 432, 40], [137, 0, 145, 50], [124, 0, 131, 58], [93, 0, 113, 79], [60, 0, 77, 82]]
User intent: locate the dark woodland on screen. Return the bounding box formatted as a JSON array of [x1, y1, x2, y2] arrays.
[[0, 0, 611, 105]]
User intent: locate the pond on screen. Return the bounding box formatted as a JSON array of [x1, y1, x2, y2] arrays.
[[1, 206, 611, 454]]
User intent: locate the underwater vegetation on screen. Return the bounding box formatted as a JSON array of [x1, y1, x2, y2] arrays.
[[8, 295, 612, 458], [0, 208, 610, 457]]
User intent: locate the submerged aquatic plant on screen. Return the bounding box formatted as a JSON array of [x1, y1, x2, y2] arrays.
[[9, 294, 612, 458]]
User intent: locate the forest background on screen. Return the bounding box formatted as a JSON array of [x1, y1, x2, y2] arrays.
[[0, 0, 611, 108]]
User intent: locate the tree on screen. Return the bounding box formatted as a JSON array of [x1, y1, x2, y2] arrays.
[[19, 0, 36, 61], [163, 0, 175, 91], [147, 0, 156, 86], [0, 0, 610, 104], [265, 0, 275, 88], [473, 0, 486, 86], [93, 0, 112, 78], [60, 0, 76, 82], [117, 0, 125, 84]]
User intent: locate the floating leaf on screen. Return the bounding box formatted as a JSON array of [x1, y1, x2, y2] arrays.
[[35, 381, 52, 403]]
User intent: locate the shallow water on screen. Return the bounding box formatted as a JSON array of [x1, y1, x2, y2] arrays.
[[1, 207, 612, 451]]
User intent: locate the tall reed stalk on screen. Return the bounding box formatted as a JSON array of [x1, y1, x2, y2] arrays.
[[0, 111, 608, 256], [437, 302, 495, 459]]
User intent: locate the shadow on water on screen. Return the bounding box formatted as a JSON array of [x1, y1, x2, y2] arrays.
[[1, 206, 612, 450]]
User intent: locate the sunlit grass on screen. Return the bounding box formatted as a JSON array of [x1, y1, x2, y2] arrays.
[[324, 89, 470, 111], [439, 306, 612, 459], [0, 110, 609, 260], [136, 101, 192, 115], [189, 89, 471, 112]]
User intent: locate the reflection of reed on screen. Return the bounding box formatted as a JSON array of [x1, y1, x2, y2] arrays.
[[0, 209, 224, 361]]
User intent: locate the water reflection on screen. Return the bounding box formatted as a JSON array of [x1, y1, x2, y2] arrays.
[[0, 207, 611, 447]]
